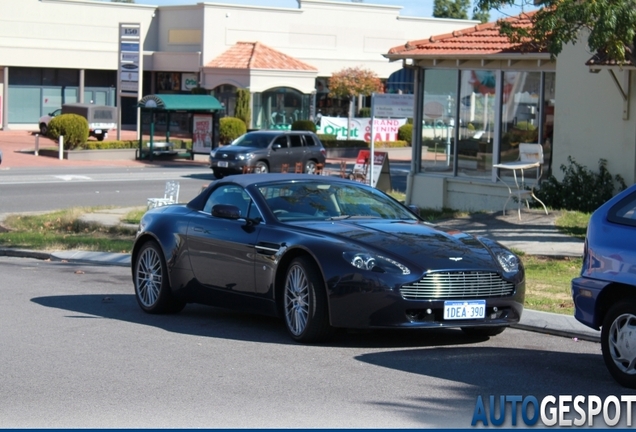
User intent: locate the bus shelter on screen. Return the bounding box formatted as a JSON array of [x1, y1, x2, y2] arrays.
[[137, 94, 224, 161]]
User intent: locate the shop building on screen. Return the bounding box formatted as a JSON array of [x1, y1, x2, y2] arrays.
[[0, 0, 475, 131], [386, 11, 636, 213]]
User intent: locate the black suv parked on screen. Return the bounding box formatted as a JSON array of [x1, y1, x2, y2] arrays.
[[209, 130, 327, 179]]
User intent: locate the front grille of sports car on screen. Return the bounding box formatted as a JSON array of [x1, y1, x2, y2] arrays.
[[400, 271, 515, 300]]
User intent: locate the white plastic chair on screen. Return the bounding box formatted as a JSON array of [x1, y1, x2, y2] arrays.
[[147, 180, 180, 209]]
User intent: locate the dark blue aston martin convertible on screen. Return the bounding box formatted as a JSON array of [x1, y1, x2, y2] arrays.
[[131, 174, 525, 343]]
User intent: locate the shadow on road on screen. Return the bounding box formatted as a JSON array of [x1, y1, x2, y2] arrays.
[[32, 293, 488, 349]]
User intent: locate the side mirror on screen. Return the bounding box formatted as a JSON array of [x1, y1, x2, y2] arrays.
[[212, 204, 242, 220], [272, 143, 282, 150], [407, 204, 420, 216]]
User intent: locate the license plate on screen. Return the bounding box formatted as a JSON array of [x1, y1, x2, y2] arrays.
[[444, 300, 486, 320], [95, 129, 102, 134], [217, 161, 229, 168]]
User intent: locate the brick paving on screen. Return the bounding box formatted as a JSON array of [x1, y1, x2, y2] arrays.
[[0, 128, 209, 169]]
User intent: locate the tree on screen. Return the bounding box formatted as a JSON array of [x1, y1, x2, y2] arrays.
[[472, 7, 490, 23], [474, 0, 636, 64], [433, 0, 470, 20], [329, 66, 383, 140], [235, 88, 251, 129]]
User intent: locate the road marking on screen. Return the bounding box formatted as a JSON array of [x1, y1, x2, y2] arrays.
[[54, 175, 93, 181]]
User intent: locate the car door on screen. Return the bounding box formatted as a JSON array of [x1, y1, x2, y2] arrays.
[[186, 185, 261, 293], [269, 134, 291, 172], [303, 133, 324, 163], [287, 134, 305, 171]]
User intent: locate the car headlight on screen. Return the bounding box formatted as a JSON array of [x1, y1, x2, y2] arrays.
[[496, 251, 520, 273], [210, 149, 217, 157], [343, 252, 410, 275], [237, 153, 254, 161]]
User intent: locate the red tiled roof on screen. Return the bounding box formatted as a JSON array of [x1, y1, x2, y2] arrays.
[[387, 11, 545, 57], [206, 41, 318, 71]]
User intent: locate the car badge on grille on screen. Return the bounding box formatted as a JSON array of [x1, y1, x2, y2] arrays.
[[449, 257, 463, 261], [222, 154, 228, 158]]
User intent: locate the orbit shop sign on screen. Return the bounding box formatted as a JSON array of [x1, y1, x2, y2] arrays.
[[318, 117, 408, 141]]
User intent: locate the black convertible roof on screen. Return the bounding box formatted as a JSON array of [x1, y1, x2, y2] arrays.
[[188, 174, 359, 209]]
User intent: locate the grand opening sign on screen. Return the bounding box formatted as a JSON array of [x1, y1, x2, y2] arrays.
[[318, 117, 408, 141]]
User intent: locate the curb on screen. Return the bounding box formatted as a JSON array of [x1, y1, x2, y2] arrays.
[[0, 248, 51, 260], [511, 323, 600, 343]]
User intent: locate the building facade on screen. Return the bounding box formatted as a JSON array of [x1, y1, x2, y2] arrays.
[[385, 13, 636, 213], [0, 0, 475, 131]]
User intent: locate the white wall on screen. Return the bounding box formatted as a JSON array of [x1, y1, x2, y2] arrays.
[[554, 41, 636, 185], [0, 0, 156, 70], [195, 0, 476, 79], [0, 0, 476, 79], [408, 174, 512, 212]]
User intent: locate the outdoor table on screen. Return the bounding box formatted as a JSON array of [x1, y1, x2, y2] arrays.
[[493, 160, 549, 220]]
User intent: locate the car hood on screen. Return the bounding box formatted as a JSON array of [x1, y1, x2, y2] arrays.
[[291, 219, 502, 271], [214, 146, 260, 155]]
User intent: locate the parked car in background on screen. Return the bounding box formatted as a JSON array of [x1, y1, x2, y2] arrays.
[[38, 108, 62, 135], [131, 174, 525, 343], [38, 104, 116, 141], [0, 148, 3, 165], [60, 103, 116, 141], [209, 130, 326, 179], [572, 182, 636, 388]]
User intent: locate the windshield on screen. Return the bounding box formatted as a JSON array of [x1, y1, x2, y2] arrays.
[[258, 181, 419, 222], [230, 133, 272, 149]]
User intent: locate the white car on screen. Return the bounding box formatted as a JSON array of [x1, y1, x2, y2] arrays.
[[38, 109, 61, 135]]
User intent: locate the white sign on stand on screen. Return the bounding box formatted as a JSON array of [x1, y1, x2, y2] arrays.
[[372, 93, 414, 118], [368, 93, 415, 186]]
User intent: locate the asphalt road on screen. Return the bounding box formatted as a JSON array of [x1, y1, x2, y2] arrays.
[[0, 162, 410, 214], [0, 165, 215, 213], [0, 257, 628, 429]]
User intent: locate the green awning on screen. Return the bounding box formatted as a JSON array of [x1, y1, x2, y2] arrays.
[[138, 94, 223, 111]]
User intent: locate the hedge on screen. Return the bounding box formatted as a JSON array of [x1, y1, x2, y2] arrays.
[[48, 114, 89, 150], [220, 117, 247, 144], [291, 120, 316, 132]]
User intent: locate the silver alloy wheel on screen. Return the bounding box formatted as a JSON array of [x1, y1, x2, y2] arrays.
[[136, 246, 163, 308], [305, 161, 317, 174], [284, 263, 310, 336], [254, 162, 268, 173], [607, 312, 636, 375]]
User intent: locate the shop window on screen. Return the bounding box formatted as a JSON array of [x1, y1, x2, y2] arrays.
[[213, 84, 237, 118], [255, 87, 309, 130], [419, 68, 555, 182], [156, 72, 183, 93], [420, 69, 458, 175]]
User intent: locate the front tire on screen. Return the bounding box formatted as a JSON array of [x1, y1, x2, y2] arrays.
[[602, 301, 636, 388], [305, 160, 317, 174], [134, 240, 185, 314], [461, 326, 506, 337], [283, 256, 333, 343], [212, 170, 224, 179], [254, 161, 269, 173], [39, 123, 48, 135]]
